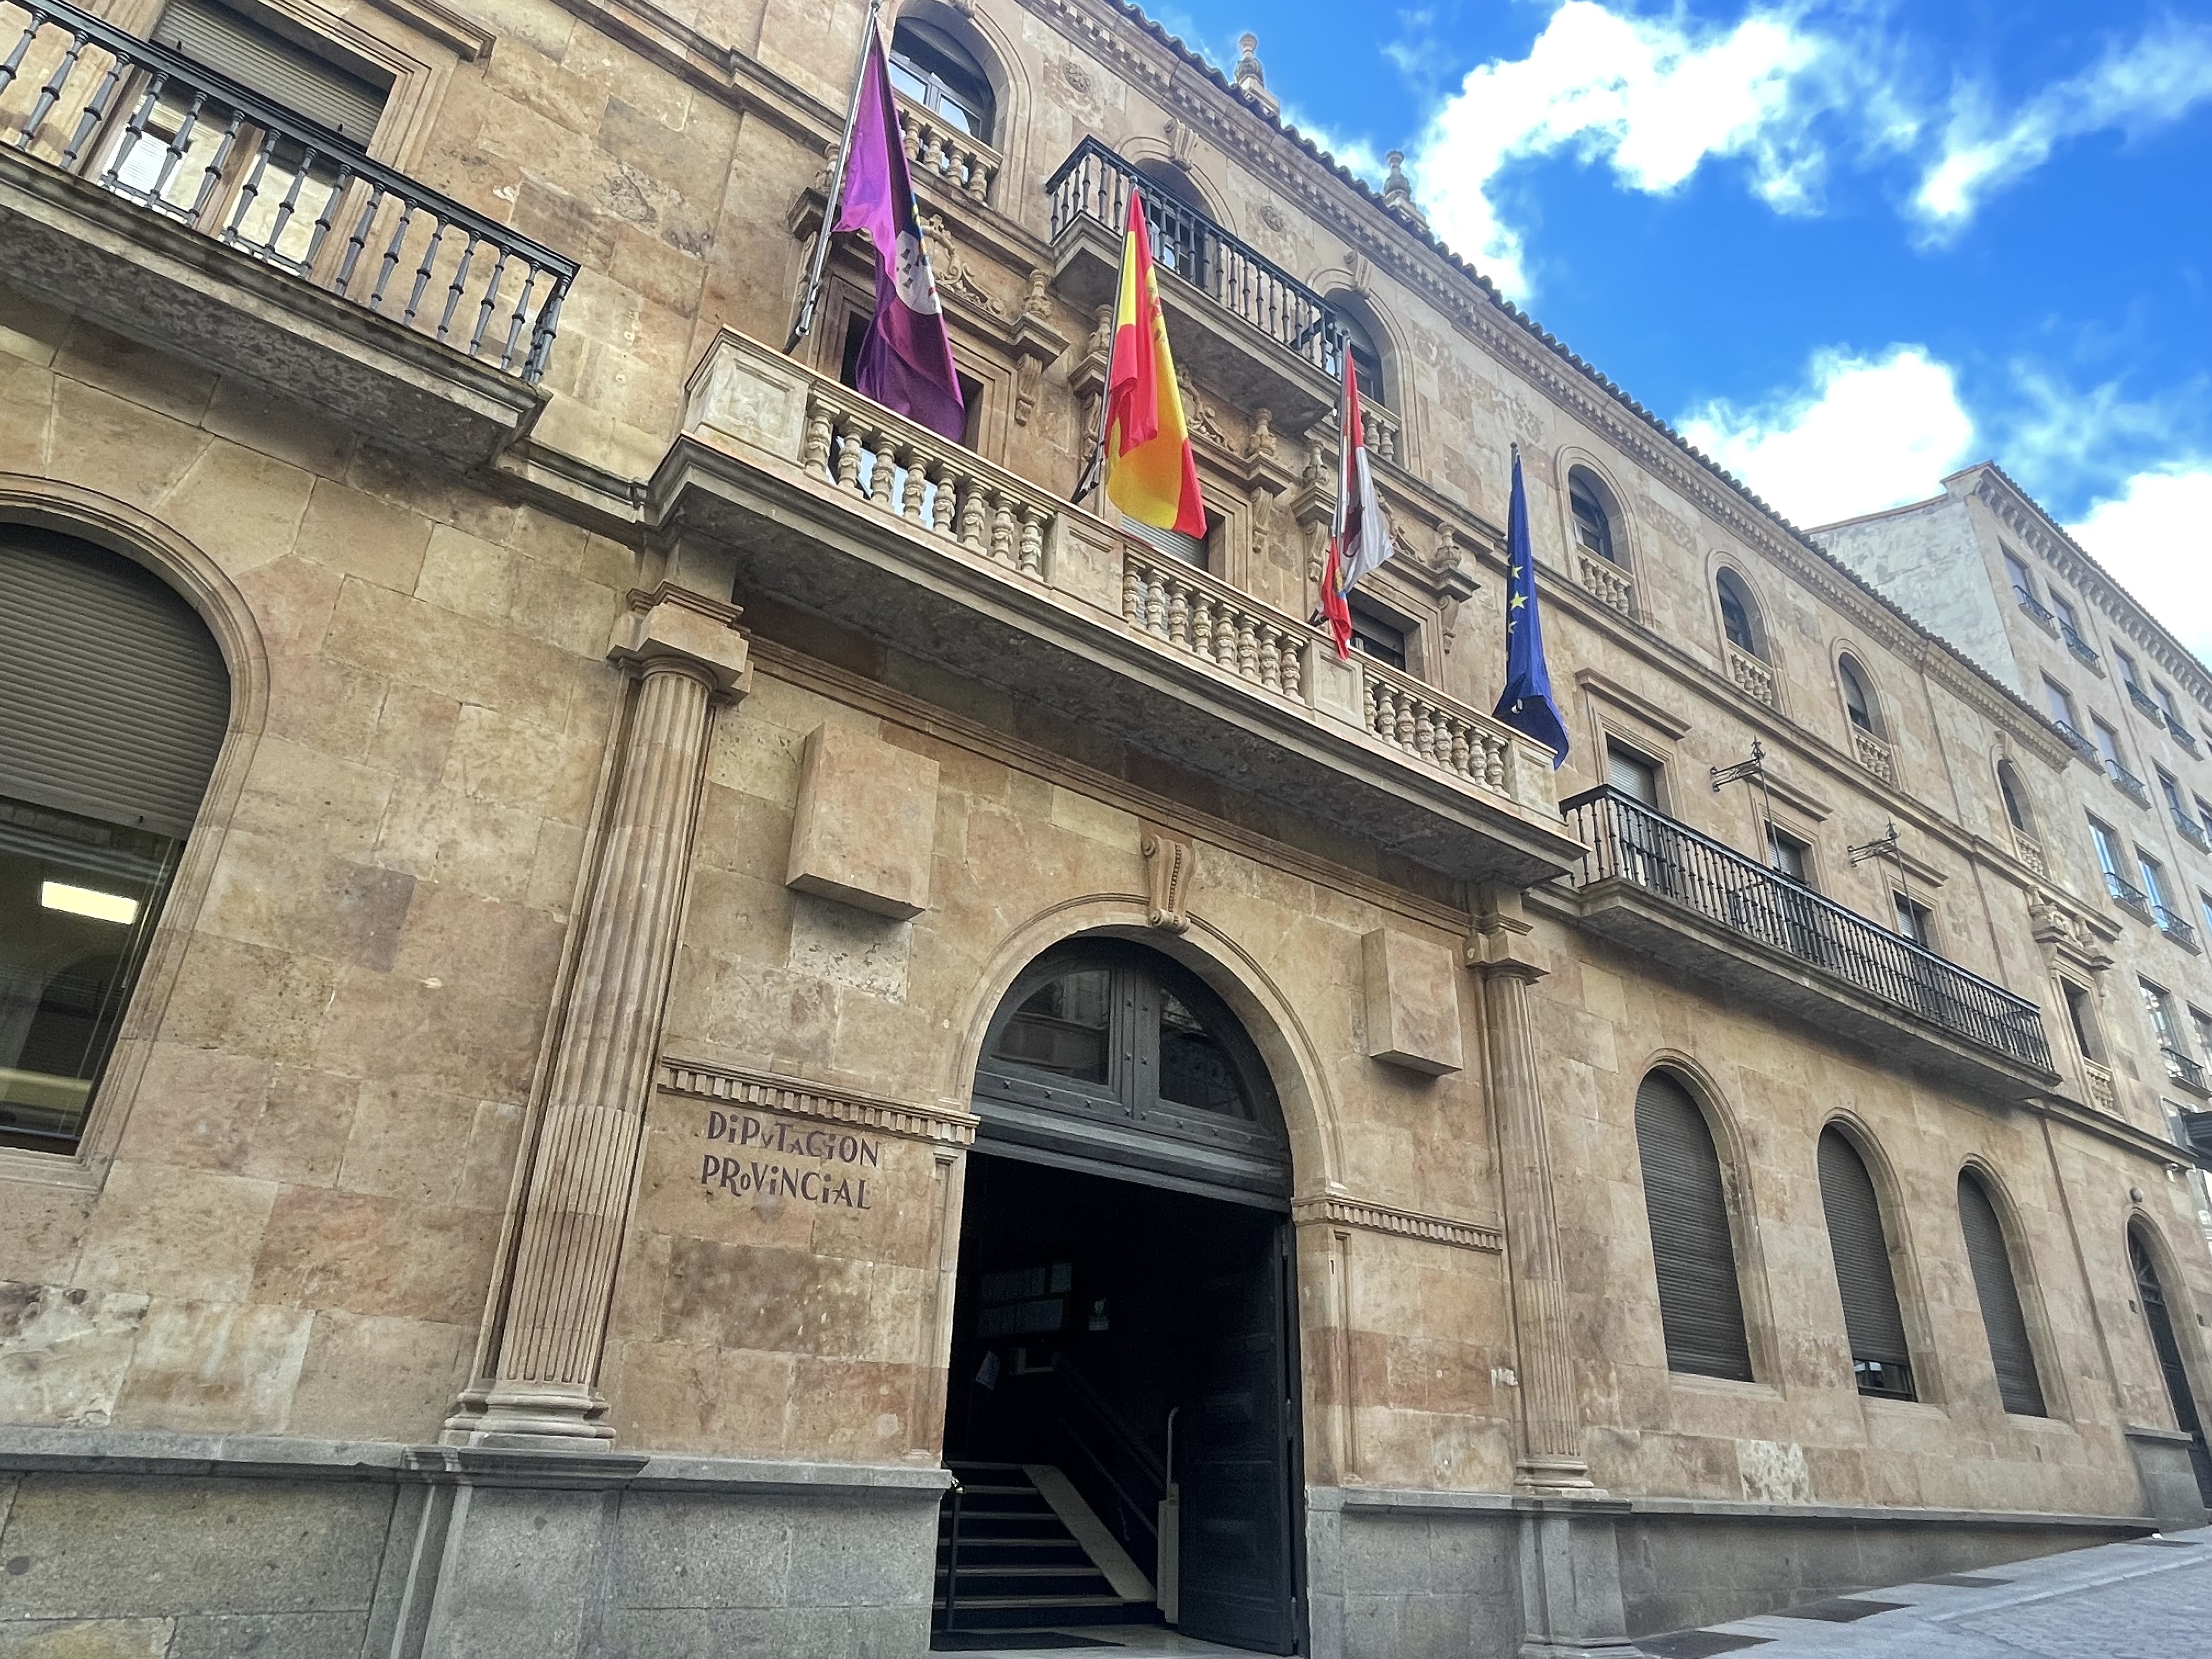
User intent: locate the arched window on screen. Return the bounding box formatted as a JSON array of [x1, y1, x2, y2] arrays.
[[888, 16, 994, 142], [1838, 654, 1880, 735], [1331, 308, 1388, 409], [1567, 467, 1618, 565], [1, 527, 227, 1155], [1818, 1127, 1915, 1398], [1996, 760, 2033, 834], [975, 940, 1289, 1202], [1716, 569, 1763, 659], [1635, 1071, 1753, 1380], [1957, 1172, 2046, 1416], [2129, 1224, 2212, 1504]]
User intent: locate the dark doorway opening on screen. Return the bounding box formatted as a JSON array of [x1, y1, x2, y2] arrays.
[[2130, 1226, 2212, 1505], [938, 1153, 1302, 1654]]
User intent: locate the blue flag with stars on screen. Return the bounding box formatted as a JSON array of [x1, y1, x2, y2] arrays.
[[1492, 449, 1569, 767]]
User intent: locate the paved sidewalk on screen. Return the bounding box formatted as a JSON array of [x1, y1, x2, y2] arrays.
[[1638, 1526, 2212, 1657]]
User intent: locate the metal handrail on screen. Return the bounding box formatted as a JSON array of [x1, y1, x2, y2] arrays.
[[2105, 869, 2151, 910], [2172, 809, 2209, 850], [0, 0, 574, 380], [2157, 906, 2200, 949], [2108, 759, 2149, 802], [2164, 1047, 2207, 1091], [2014, 585, 2055, 625], [2061, 622, 2101, 666], [2053, 720, 2100, 760], [2128, 683, 2167, 725], [1561, 786, 2053, 1071], [1046, 134, 1346, 373]]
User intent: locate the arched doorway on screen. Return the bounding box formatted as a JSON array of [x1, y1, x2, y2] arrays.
[[938, 939, 1302, 1654], [2129, 1224, 2212, 1505]]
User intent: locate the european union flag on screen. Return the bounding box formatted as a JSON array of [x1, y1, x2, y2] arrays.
[[1492, 449, 1570, 768]]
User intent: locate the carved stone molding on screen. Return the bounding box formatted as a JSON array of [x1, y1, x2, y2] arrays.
[[658, 1059, 979, 1146], [1142, 829, 1193, 933], [1293, 1195, 1502, 1254]]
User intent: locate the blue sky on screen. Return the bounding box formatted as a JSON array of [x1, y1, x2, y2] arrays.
[[1141, 0, 2212, 657]]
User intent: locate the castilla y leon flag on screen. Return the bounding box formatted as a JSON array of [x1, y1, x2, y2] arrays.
[[1103, 190, 1206, 536], [1317, 347, 1395, 659], [833, 22, 965, 441]]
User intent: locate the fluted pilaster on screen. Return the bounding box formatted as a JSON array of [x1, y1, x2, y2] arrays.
[[465, 584, 749, 1444], [1470, 886, 1594, 1494]]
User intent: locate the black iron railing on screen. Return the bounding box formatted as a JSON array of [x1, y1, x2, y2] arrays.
[[2061, 622, 2101, 668], [2165, 1048, 2207, 1091], [2108, 760, 2149, 805], [2053, 720, 2100, 763], [2158, 906, 2200, 950], [2103, 869, 2151, 912], [0, 0, 573, 381], [1563, 787, 2053, 1071], [2128, 683, 2166, 724], [2172, 724, 2202, 757], [2014, 585, 2055, 627], [2173, 809, 2209, 851], [1046, 135, 1345, 374]]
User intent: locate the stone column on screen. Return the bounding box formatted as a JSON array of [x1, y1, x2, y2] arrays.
[[1469, 885, 1593, 1494], [468, 584, 749, 1444]]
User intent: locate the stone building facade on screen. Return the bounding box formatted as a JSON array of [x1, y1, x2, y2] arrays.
[[1816, 465, 2212, 1231], [1, 0, 2210, 1655]]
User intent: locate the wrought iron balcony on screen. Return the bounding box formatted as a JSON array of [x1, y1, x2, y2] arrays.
[[2107, 759, 2149, 806], [2173, 809, 2210, 853], [2171, 723, 2202, 758], [0, 0, 575, 455], [2163, 1047, 2208, 1093], [1045, 137, 1344, 428], [2015, 585, 2056, 629], [2157, 906, 2200, 952], [2061, 622, 2101, 669], [2104, 869, 2153, 916], [1562, 787, 2055, 1091], [2053, 720, 2101, 763], [2128, 682, 2167, 725]]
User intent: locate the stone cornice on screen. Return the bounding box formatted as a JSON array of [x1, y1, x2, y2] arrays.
[[1963, 465, 2212, 709], [657, 1059, 980, 1147], [1292, 1194, 1504, 1254]]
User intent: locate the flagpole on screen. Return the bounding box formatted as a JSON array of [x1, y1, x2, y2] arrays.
[[786, 0, 884, 353]]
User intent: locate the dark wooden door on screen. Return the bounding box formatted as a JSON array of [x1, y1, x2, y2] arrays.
[[2132, 1231, 2212, 1504], [1179, 1217, 1299, 1654]]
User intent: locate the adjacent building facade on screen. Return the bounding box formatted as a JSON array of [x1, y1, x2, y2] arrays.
[[3, 1, 2211, 1656]]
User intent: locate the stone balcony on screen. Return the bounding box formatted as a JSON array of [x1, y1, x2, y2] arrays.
[[1577, 553, 1634, 618], [654, 330, 1581, 887], [1727, 645, 1776, 708], [0, 0, 575, 461], [1561, 786, 2058, 1102]]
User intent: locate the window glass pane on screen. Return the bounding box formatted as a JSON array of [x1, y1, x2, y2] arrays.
[[991, 970, 1110, 1082], [1718, 577, 1756, 653], [2003, 551, 2032, 594], [1, 799, 179, 1153], [1348, 598, 1406, 670], [2142, 981, 2179, 1048], [1157, 989, 1248, 1116], [1568, 473, 1614, 562], [2044, 680, 2074, 726], [1767, 827, 1808, 882], [2089, 819, 2121, 874], [2140, 855, 2169, 907], [1840, 660, 1873, 730]]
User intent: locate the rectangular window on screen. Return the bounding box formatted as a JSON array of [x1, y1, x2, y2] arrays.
[[2158, 684, 2187, 726], [2195, 797, 2212, 835], [2045, 679, 2078, 729], [1606, 742, 1662, 807], [2139, 850, 2171, 911], [2094, 718, 2124, 770], [2116, 650, 2142, 691], [1893, 893, 1932, 945], [2142, 979, 2182, 1051], [2063, 980, 2103, 1063], [1346, 596, 1408, 671], [2003, 549, 2034, 599], [1766, 824, 1811, 884], [2161, 770, 2187, 815], [2192, 1008, 2212, 1060], [2088, 816, 2124, 878], [2051, 592, 2081, 634], [2202, 890, 2212, 939]]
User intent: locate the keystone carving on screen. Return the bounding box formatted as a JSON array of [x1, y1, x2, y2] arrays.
[[1142, 831, 1194, 933]]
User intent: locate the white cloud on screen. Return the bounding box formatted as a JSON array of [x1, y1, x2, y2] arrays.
[[1405, 1, 1847, 296], [2068, 469, 2212, 668], [1677, 346, 1977, 526], [1915, 21, 2212, 228]]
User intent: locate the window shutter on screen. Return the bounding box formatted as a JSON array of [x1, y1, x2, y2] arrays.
[[1817, 1128, 1914, 1384], [1957, 1173, 2046, 1417], [1635, 1073, 1753, 1380], [152, 0, 388, 143], [1120, 513, 1207, 569], [0, 529, 228, 839]]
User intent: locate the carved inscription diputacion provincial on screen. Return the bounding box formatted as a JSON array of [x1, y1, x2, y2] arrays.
[[697, 1109, 878, 1208]]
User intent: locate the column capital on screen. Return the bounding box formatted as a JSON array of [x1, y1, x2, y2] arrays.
[[1467, 883, 1547, 982], [609, 582, 752, 698]]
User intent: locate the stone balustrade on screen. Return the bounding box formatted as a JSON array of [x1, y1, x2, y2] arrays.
[[1728, 645, 1776, 708], [2084, 1060, 2118, 1114], [1578, 553, 1634, 617], [1121, 549, 1308, 702], [2014, 828, 2048, 877], [895, 94, 1000, 202], [801, 383, 1051, 580], [1359, 659, 1517, 793], [1853, 727, 1897, 783]]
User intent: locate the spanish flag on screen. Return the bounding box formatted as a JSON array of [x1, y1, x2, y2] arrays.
[[1104, 190, 1207, 536]]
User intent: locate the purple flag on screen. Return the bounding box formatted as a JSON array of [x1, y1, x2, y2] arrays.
[[834, 30, 966, 441]]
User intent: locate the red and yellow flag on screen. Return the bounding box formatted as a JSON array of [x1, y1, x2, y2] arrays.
[[1104, 189, 1206, 537]]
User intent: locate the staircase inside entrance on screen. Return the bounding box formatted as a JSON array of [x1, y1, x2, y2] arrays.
[[935, 1461, 1161, 1639]]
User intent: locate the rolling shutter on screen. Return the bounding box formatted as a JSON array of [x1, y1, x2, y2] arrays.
[[1957, 1173, 2046, 1417], [0, 528, 229, 839], [151, 0, 388, 143], [1121, 512, 1209, 569], [1635, 1072, 1753, 1380], [1818, 1128, 1914, 1387]]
